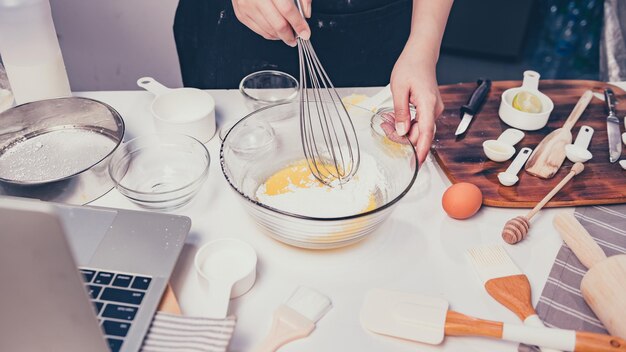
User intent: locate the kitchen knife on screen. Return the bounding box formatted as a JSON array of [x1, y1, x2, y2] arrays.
[[604, 88, 622, 163], [455, 79, 491, 136]]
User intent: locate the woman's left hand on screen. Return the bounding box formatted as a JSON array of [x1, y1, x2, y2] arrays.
[[389, 40, 444, 165]]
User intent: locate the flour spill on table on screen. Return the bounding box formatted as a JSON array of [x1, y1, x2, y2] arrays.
[[255, 153, 385, 217], [0, 129, 116, 182]]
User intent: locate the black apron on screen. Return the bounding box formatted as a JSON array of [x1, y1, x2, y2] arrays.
[[174, 0, 412, 89]]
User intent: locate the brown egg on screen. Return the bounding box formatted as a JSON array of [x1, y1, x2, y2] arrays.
[[442, 182, 483, 220]]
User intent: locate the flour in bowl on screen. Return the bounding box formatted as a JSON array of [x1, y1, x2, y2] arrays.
[[255, 153, 384, 217]]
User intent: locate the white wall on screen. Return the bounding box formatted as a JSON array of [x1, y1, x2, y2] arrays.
[[51, 0, 182, 91]]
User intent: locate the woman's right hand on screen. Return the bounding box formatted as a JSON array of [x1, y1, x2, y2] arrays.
[[232, 0, 312, 47]]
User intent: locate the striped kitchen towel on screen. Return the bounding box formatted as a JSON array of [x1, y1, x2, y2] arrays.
[[141, 312, 236, 352], [519, 204, 626, 351]]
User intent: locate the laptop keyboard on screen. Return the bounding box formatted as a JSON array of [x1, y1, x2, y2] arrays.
[[80, 268, 152, 352]]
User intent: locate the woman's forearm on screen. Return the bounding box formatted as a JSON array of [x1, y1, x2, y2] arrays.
[[407, 0, 454, 65]]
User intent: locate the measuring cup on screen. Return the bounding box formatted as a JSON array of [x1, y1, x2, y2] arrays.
[[137, 77, 216, 143], [194, 238, 257, 318]]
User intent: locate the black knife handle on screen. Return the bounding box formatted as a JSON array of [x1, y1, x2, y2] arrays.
[[604, 88, 617, 114], [461, 79, 492, 117]]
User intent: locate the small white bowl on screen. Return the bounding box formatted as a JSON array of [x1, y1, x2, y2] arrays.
[[498, 71, 554, 131]]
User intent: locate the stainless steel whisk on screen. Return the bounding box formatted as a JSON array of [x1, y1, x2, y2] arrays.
[[295, 1, 360, 186]]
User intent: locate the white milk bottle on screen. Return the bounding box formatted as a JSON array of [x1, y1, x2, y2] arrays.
[[0, 0, 71, 104]]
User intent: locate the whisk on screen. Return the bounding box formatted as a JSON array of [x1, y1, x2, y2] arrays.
[[294, 1, 360, 186]]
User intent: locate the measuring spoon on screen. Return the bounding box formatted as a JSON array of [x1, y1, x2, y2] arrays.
[[565, 125, 594, 163], [194, 238, 257, 318], [484, 128, 525, 162], [498, 147, 533, 186]]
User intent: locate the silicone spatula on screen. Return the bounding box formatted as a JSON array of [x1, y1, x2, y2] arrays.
[[360, 288, 626, 352]]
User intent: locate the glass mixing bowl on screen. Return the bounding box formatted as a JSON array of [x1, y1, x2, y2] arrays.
[[109, 133, 210, 210], [220, 101, 418, 249]]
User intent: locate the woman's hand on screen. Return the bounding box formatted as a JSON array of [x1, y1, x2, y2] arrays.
[[390, 40, 444, 165], [232, 0, 312, 46]]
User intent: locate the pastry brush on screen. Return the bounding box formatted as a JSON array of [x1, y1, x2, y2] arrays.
[[254, 286, 332, 352], [467, 244, 561, 352]]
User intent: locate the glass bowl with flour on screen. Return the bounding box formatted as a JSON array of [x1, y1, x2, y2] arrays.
[[220, 101, 418, 249]]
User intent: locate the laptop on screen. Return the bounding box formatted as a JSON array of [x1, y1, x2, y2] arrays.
[[0, 197, 191, 352]]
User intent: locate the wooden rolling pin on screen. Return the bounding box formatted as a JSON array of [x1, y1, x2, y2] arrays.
[[553, 212, 626, 339]]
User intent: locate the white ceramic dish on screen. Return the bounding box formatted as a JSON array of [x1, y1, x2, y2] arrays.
[[498, 71, 554, 131], [137, 77, 216, 143]]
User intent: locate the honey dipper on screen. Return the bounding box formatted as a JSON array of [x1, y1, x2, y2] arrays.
[[502, 162, 584, 244]]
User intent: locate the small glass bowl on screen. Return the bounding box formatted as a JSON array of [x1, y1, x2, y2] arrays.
[[239, 70, 298, 112], [108, 133, 210, 210]]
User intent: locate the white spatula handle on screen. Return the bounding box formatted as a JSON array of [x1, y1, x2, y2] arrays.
[[503, 323, 575, 351], [524, 315, 563, 352], [502, 323, 626, 352], [447, 311, 626, 352], [553, 212, 607, 269]]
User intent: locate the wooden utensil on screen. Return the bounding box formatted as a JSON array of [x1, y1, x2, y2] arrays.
[[525, 90, 593, 179], [502, 162, 584, 244], [553, 212, 626, 339], [467, 245, 561, 352], [361, 288, 626, 352]]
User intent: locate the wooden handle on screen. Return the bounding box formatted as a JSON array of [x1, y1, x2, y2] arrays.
[[445, 310, 503, 338], [253, 306, 315, 352], [563, 90, 594, 131], [484, 275, 536, 321], [553, 212, 607, 269], [575, 331, 626, 352], [526, 163, 584, 219], [446, 310, 626, 351]]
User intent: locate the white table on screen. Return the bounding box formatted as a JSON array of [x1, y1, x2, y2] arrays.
[[80, 84, 624, 352]]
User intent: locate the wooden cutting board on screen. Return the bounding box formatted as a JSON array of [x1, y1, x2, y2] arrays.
[[433, 80, 626, 208]]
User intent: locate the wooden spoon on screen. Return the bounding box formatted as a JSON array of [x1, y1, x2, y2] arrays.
[[525, 90, 593, 179]]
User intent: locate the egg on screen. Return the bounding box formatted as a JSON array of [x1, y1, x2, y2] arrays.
[[442, 182, 483, 220]]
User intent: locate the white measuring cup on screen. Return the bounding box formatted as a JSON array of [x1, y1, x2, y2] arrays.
[[194, 238, 257, 318], [137, 77, 216, 143]]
